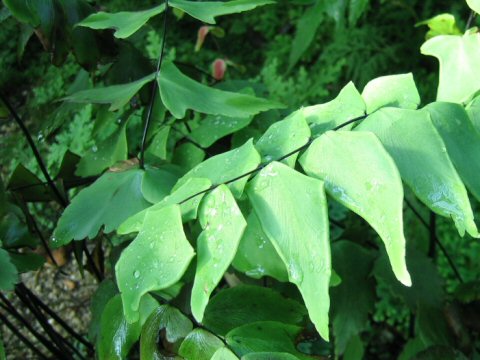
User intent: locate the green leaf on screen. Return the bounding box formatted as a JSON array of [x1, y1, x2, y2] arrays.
[[169, 0, 274, 24], [159, 61, 283, 119], [77, 4, 166, 39], [173, 143, 206, 171], [115, 205, 195, 322], [118, 177, 211, 235], [362, 73, 421, 113], [247, 162, 331, 340], [226, 321, 309, 359], [7, 164, 56, 202], [466, 95, 480, 131], [421, 32, 480, 103], [300, 131, 411, 285], [330, 241, 376, 354], [424, 102, 480, 202], [97, 294, 157, 360], [357, 108, 479, 238], [232, 212, 288, 281], [178, 329, 224, 360], [9, 252, 45, 273], [255, 111, 311, 168], [63, 73, 155, 111], [343, 335, 365, 360], [141, 166, 181, 204], [190, 115, 253, 148], [0, 212, 37, 249], [0, 335, 5, 360], [89, 279, 118, 342], [289, 0, 326, 69], [302, 82, 366, 136], [467, 0, 480, 14], [349, 0, 369, 26], [140, 305, 193, 359], [146, 126, 171, 160], [53, 169, 150, 247], [212, 348, 239, 360], [76, 121, 128, 177], [173, 139, 260, 198], [191, 185, 246, 322], [415, 14, 461, 40], [0, 249, 18, 291], [242, 353, 300, 360], [203, 285, 306, 336]]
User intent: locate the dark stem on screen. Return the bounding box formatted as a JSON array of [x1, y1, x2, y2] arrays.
[[83, 241, 103, 282], [404, 199, 464, 283], [139, 0, 169, 169], [24, 207, 59, 267], [17, 283, 93, 351], [0, 310, 49, 360], [0, 93, 67, 207]]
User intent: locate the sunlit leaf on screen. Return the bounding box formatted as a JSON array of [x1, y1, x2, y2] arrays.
[[159, 61, 283, 119], [173, 139, 261, 198], [248, 162, 331, 340], [415, 14, 461, 40], [211, 347, 238, 360], [52, 169, 150, 247], [115, 205, 195, 322], [466, 0, 480, 15], [191, 185, 246, 322], [421, 32, 480, 103], [357, 108, 479, 238], [466, 95, 480, 131], [203, 285, 306, 336], [300, 131, 411, 285], [178, 329, 224, 360], [190, 115, 252, 148], [362, 73, 421, 113]]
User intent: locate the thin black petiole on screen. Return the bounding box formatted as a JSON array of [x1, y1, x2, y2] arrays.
[[139, 0, 170, 169]]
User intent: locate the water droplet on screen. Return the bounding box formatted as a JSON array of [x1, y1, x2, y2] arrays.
[[91, 145, 98, 153], [133, 270, 140, 279]]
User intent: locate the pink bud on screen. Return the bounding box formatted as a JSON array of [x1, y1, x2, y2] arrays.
[[195, 26, 211, 52], [212, 59, 227, 81]]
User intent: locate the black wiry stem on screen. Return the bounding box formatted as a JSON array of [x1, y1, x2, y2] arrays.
[[0, 93, 67, 207], [139, 0, 169, 169], [405, 199, 464, 283], [179, 114, 367, 205], [0, 310, 49, 360]]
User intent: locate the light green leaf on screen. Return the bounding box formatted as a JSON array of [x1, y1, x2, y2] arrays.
[[289, 0, 326, 69], [63, 73, 155, 111], [118, 177, 211, 235], [173, 143, 206, 171], [115, 205, 195, 322], [178, 329, 224, 360], [226, 321, 309, 359], [357, 108, 479, 238], [140, 305, 193, 359], [421, 32, 480, 103], [97, 294, 158, 360], [415, 14, 461, 40], [173, 139, 260, 198], [141, 166, 181, 204], [212, 347, 239, 360], [466, 95, 480, 131], [242, 353, 300, 360], [191, 185, 246, 322], [190, 115, 252, 148], [425, 102, 480, 202], [255, 111, 311, 167], [146, 126, 171, 160], [159, 61, 283, 119], [362, 73, 421, 113], [300, 131, 411, 285], [76, 121, 128, 177], [0, 249, 18, 291], [330, 241, 376, 355], [77, 4, 166, 39], [232, 212, 288, 281], [302, 82, 366, 136], [53, 170, 150, 247], [247, 162, 331, 340], [203, 285, 306, 336], [467, 0, 480, 14], [169, 0, 274, 24]]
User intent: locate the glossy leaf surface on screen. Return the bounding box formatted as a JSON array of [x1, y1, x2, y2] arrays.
[[178, 329, 224, 360], [190, 115, 252, 148]]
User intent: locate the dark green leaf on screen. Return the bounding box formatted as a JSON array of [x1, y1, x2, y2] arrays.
[[242, 353, 300, 360], [9, 252, 45, 272], [89, 279, 118, 342], [141, 166, 181, 204], [7, 164, 55, 202], [0, 249, 18, 291]]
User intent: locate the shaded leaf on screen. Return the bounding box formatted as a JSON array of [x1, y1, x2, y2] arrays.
[[357, 108, 479, 238], [248, 162, 331, 340], [9, 252, 45, 273], [191, 185, 246, 322], [421, 32, 480, 103], [7, 164, 55, 202], [0, 249, 18, 291], [172, 143, 206, 172], [159, 61, 283, 119], [362, 73, 421, 113], [203, 285, 306, 336], [349, 0, 369, 26], [53, 169, 150, 247], [300, 131, 411, 285], [173, 139, 260, 198], [115, 205, 195, 322], [178, 329, 224, 360], [141, 166, 181, 204], [190, 115, 252, 148], [89, 279, 118, 342], [242, 353, 300, 360]]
